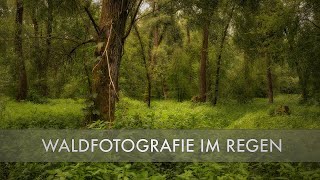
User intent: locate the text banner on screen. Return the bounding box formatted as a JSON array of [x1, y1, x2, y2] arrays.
[[0, 130, 319, 162]]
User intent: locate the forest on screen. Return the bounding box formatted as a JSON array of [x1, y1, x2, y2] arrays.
[[0, 0, 320, 179]]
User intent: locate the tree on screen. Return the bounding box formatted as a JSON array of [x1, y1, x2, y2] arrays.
[[27, 0, 46, 97], [134, 24, 152, 107], [256, 0, 287, 104], [92, 0, 142, 123], [179, 0, 218, 102], [41, 0, 53, 96], [212, 1, 236, 106], [15, 0, 28, 101], [198, 1, 218, 102], [233, 0, 260, 103], [285, 0, 320, 102]]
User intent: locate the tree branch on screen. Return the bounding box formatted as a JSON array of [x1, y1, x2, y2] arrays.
[[69, 38, 95, 55], [158, 24, 169, 45], [84, 7, 100, 35], [305, 18, 320, 30], [123, 0, 143, 40], [26, 35, 80, 43]]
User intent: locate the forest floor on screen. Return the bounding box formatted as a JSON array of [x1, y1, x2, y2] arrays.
[[0, 94, 319, 129], [0, 94, 319, 179]]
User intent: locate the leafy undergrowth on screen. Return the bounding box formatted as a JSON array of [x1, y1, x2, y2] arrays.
[[0, 99, 84, 129], [0, 95, 319, 179], [1, 94, 319, 130], [114, 94, 320, 129]]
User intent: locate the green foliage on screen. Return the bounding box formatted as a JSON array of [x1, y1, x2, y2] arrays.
[[2, 162, 319, 179], [113, 95, 320, 130], [1, 95, 320, 178], [0, 99, 84, 129], [26, 89, 48, 104]]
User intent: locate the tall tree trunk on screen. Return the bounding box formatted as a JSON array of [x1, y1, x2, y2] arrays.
[[15, 0, 28, 101], [31, 9, 43, 94], [266, 55, 274, 103], [199, 20, 209, 102], [92, 0, 131, 123], [144, 0, 160, 105], [134, 25, 151, 107], [42, 0, 53, 96], [212, 5, 235, 106]]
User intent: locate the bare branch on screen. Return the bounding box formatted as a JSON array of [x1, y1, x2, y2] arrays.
[[84, 7, 100, 35], [123, 0, 143, 40], [69, 38, 95, 55]]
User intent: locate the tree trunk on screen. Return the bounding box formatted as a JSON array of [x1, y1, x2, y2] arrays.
[[186, 25, 191, 45], [296, 67, 309, 102], [134, 25, 151, 107], [31, 9, 43, 95], [212, 5, 235, 106], [92, 0, 131, 123], [301, 81, 308, 102], [41, 0, 53, 96], [199, 21, 209, 102], [185, 25, 194, 87], [266, 55, 274, 103], [15, 0, 28, 101], [144, 0, 163, 103], [243, 52, 250, 85], [162, 78, 169, 99]]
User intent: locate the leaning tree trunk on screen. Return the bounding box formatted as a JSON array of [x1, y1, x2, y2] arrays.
[[199, 20, 210, 102], [92, 0, 130, 123], [15, 0, 28, 101], [212, 5, 235, 106], [134, 25, 151, 108]]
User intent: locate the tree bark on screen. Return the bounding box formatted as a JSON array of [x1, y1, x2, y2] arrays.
[[199, 20, 210, 102], [15, 0, 28, 101], [92, 0, 131, 123], [212, 5, 235, 106]]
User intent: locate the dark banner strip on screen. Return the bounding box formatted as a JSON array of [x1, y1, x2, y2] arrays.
[[0, 130, 319, 162]]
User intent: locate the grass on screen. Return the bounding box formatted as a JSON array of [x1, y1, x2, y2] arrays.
[[1, 94, 319, 129], [115, 94, 320, 129], [0, 99, 84, 129]]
